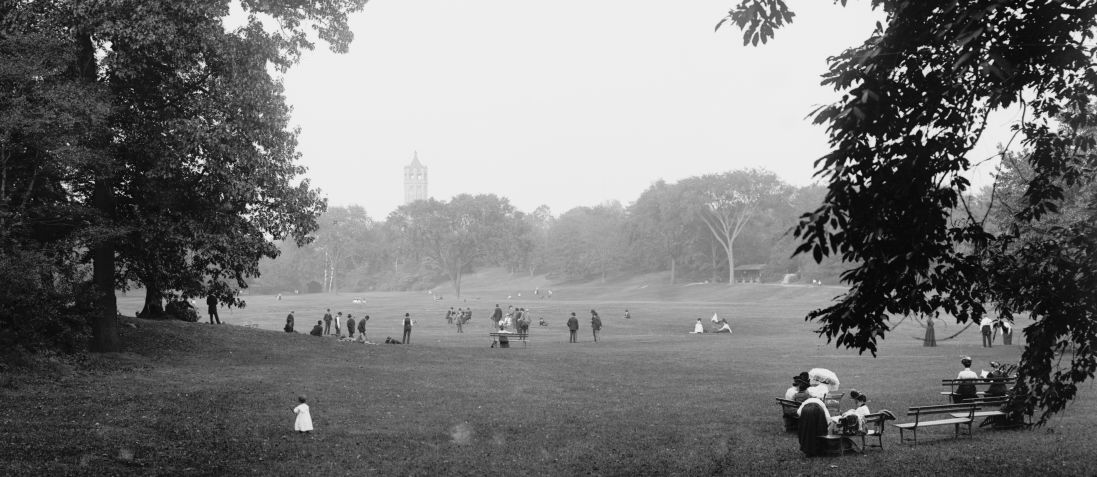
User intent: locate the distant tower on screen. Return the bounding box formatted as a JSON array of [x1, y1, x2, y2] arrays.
[[404, 152, 428, 204]]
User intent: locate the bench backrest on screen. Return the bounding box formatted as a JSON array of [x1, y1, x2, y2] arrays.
[[908, 403, 977, 419], [941, 377, 1015, 386], [775, 398, 800, 409]]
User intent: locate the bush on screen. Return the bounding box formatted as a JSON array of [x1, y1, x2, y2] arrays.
[[0, 249, 90, 353], [165, 300, 199, 322]]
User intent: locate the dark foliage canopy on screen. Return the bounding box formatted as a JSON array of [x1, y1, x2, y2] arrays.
[[721, 0, 1097, 423]]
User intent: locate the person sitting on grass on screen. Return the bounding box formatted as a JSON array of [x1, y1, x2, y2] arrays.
[[712, 315, 732, 334], [954, 356, 979, 402], [310, 321, 323, 336], [689, 318, 704, 334]]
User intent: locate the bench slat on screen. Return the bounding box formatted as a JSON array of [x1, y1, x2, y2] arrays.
[[894, 417, 971, 429]]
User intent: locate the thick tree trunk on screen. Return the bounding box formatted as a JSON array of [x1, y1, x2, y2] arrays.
[[670, 258, 676, 284], [140, 286, 165, 317], [80, 32, 119, 352]]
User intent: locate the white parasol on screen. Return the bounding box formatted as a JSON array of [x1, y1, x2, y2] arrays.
[[808, 368, 840, 392]]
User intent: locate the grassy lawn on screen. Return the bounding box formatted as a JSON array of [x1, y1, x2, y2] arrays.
[[2, 284, 1094, 476]]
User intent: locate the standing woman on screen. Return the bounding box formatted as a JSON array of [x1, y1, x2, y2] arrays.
[[402, 313, 413, 344], [923, 315, 937, 347], [590, 310, 602, 342]]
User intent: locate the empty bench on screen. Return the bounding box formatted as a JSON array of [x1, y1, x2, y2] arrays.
[[489, 332, 529, 348], [894, 403, 978, 444]]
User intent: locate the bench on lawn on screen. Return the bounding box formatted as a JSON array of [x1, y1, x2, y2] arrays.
[[489, 332, 528, 348], [893, 403, 978, 444], [776, 398, 801, 432], [940, 377, 1015, 402], [819, 411, 895, 455]]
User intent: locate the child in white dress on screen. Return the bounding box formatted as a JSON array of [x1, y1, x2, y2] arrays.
[[293, 396, 313, 433]]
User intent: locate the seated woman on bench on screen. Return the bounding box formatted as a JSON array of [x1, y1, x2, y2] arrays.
[[953, 356, 979, 402]]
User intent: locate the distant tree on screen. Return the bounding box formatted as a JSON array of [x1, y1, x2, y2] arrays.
[[391, 194, 520, 297], [724, 0, 1097, 423], [682, 169, 787, 284], [628, 180, 695, 284], [311, 206, 373, 293]]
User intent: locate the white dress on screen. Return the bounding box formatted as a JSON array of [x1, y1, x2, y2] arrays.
[[294, 403, 313, 432], [692, 322, 704, 333]]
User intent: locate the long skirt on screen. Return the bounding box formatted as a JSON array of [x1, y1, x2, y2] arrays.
[[798, 402, 830, 457], [1003, 329, 1012, 345], [923, 323, 936, 347]]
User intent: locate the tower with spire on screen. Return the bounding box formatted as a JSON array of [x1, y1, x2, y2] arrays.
[[403, 152, 428, 204]]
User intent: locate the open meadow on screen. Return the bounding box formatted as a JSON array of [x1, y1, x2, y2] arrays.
[[2, 281, 1095, 476]]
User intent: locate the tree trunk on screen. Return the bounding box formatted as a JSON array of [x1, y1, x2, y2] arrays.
[[670, 257, 677, 284], [140, 287, 165, 317], [727, 244, 736, 285], [80, 32, 119, 352], [454, 268, 462, 298], [709, 240, 719, 282]]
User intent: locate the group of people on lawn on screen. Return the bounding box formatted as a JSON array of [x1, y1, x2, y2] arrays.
[[282, 308, 381, 343], [784, 357, 1018, 457], [782, 368, 882, 457]]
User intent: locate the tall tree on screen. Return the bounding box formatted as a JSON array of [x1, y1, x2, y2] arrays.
[[724, 0, 1097, 422], [5, 0, 367, 351], [391, 194, 520, 297], [682, 169, 787, 284], [628, 180, 694, 284]]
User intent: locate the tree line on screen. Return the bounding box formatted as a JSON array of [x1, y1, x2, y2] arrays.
[[254, 169, 851, 297]]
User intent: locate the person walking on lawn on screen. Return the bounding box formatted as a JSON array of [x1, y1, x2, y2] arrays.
[[323, 309, 333, 336], [402, 313, 413, 344], [590, 310, 602, 342], [567, 312, 579, 343], [346, 315, 356, 339]]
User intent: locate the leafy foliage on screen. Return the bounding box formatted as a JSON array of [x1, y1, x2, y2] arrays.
[[726, 0, 1097, 423]]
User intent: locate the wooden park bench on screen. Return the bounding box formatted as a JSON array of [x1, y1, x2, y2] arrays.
[[818, 411, 895, 455], [776, 398, 801, 432], [489, 332, 529, 348], [893, 402, 978, 444], [940, 377, 1015, 402]]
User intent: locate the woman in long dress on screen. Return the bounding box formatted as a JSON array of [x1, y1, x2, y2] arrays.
[[924, 316, 937, 347], [796, 398, 831, 457]]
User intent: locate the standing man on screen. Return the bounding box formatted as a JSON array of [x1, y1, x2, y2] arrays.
[[346, 314, 356, 339], [402, 313, 413, 344], [455, 312, 464, 334], [323, 309, 333, 336], [285, 311, 295, 333], [446, 307, 454, 325], [567, 312, 579, 343], [491, 304, 503, 327], [591, 310, 602, 342], [206, 294, 221, 324], [357, 315, 368, 342], [979, 316, 994, 347], [333, 312, 343, 337]]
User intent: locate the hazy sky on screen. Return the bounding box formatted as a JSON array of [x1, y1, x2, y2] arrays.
[[281, 0, 1017, 218]]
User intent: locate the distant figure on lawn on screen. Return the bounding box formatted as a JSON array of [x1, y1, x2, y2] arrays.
[[590, 310, 602, 342], [690, 318, 704, 334], [333, 312, 343, 337], [516, 310, 530, 335], [323, 309, 333, 335], [403, 313, 413, 344], [999, 318, 1014, 345], [923, 315, 937, 347], [346, 315, 356, 338], [446, 307, 455, 325], [711, 313, 732, 334], [953, 356, 979, 402], [293, 396, 313, 434], [492, 305, 503, 326], [455, 311, 465, 334], [285, 311, 295, 333], [357, 315, 368, 342], [567, 312, 579, 343], [980, 316, 994, 347], [310, 320, 323, 336], [623, 309, 631, 320], [206, 295, 221, 324]]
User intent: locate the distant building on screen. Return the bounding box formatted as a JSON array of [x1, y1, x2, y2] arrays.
[[403, 152, 428, 204]]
